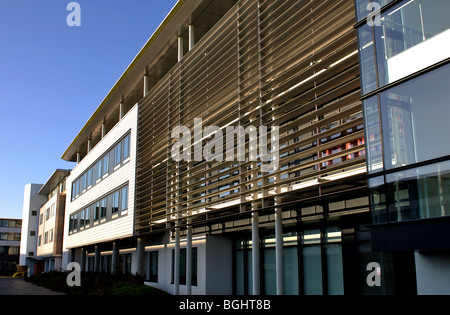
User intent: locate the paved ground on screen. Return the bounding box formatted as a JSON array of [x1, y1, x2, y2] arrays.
[[0, 277, 65, 295]]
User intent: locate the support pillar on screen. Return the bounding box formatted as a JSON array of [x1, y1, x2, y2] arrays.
[[111, 241, 119, 275], [174, 224, 180, 295], [94, 245, 100, 273], [143, 75, 149, 98], [119, 102, 124, 120], [136, 237, 145, 278], [186, 220, 193, 295], [189, 24, 195, 51], [252, 205, 260, 295], [178, 36, 184, 62], [80, 248, 86, 272], [101, 121, 106, 138], [87, 138, 91, 154], [275, 197, 284, 295]]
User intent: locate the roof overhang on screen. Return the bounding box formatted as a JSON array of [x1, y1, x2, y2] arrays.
[[61, 0, 204, 162], [38, 169, 72, 196]]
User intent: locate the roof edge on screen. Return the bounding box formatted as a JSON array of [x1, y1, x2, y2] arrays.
[[61, 0, 186, 161]]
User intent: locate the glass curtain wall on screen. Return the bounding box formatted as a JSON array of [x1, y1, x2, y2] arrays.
[[234, 227, 344, 295]]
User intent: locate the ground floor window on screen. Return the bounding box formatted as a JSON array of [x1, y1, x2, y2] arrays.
[[171, 247, 198, 286], [145, 251, 158, 283], [234, 226, 346, 295]]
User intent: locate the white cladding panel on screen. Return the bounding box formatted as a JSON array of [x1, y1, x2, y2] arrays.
[[64, 105, 138, 249]]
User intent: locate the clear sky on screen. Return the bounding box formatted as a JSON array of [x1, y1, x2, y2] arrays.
[[0, 0, 178, 219]]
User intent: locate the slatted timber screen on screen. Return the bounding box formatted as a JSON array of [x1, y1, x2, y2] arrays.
[[135, 0, 364, 235]]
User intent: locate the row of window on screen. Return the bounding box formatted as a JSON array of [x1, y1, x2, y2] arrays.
[[0, 233, 21, 241], [69, 184, 129, 234], [71, 133, 131, 202], [38, 229, 54, 246], [0, 219, 22, 228], [40, 203, 55, 224], [0, 246, 19, 256]]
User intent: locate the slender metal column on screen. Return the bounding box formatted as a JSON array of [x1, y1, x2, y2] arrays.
[[136, 237, 145, 277], [119, 102, 124, 120], [174, 224, 180, 295], [143, 75, 149, 97], [94, 245, 100, 273], [178, 36, 184, 62], [186, 220, 193, 295], [111, 241, 119, 275], [80, 248, 86, 272], [275, 197, 284, 295], [101, 120, 106, 138], [252, 205, 260, 295], [87, 138, 91, 154], [189, 24, 195, 51]]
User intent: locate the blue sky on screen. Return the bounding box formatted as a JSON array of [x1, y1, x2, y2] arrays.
[[0, 0, 177, 219]]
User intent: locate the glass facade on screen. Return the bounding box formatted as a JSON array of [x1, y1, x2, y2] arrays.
[[355, 0, 394, 22], [357, 0, 450, 226], [234, 227, 346, 295], [357, 0, 450, 94]]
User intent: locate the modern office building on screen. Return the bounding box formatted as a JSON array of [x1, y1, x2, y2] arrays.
[[36, 170, 70, 272], [355, 0, 450, 294], [59, 0, 384, 296], [37, 0, 448, 295], [0, 219, 22, 275], [19, 183, 46, 276]]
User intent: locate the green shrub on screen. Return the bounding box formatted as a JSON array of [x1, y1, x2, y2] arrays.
[[26, 272, 170, 295]]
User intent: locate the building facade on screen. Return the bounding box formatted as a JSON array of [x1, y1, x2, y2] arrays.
[[36, 170, 70, 272], [19, 183, 46, 276], [17, 0, 445, 295], [355, 0, 450, 295], [0, 219, 22, 275], [59, 0, 392, 295]]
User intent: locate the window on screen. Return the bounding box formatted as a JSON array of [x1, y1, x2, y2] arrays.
[[94, 201, 100, 221], [70, 132, 131, 201], [101, 198, 107, 218], [50, 204, 55, 218], [123, 135, 130, 160], [172, 248, 198, 286], [8, 247, 19, 255], [103, 153, 110, 176], [96, 159, 103, 181], [81, 172, 87, 192], [69, 185, 129, 235], [73, 214, 78, 230], [114, 142, 122, 166], [45, 208, 50, 221], [38, 235, 42, 246], [31, 210, 37, 216], [112, 191, 120, 214], [364, 63, 450, 173], [120, 186, 128, 211], [44, 231, 48, 244], [39, 214, 43, 225], [87, 167, 92, 187], [80, 209, 85, 229], [358, 0, 450, 94], [30, 231, 36, 237], [49, 229, 54, 243], [149, 251, 158, 283]]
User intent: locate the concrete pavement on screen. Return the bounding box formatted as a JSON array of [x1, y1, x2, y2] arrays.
[[0, 277, 65, 295]]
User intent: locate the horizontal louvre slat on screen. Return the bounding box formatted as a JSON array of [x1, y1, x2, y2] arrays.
[[135, 0, 364, 232]]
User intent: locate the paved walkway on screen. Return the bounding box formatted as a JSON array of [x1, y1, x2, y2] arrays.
[[0, 277, 65, 295]]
